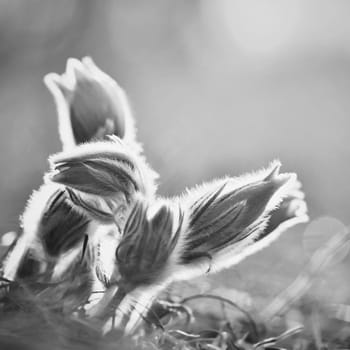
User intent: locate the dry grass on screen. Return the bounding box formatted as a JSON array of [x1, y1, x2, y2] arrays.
[[1, 227, 350, 350]]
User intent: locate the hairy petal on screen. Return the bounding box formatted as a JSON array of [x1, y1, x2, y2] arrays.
[[46, 139, 158, 223], [1, 184, 91, 283], [116, 199, 182, 289], [88, 199, 183, 331], [44, 57, 138, 150], [49, 138, 157, 198], [174, 161, 308, 279]]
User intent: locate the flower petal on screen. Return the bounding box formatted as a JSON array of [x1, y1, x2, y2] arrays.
[[47, 138, 158, 223], [173, 161, 308, 278], [44, 57, 138, 150]]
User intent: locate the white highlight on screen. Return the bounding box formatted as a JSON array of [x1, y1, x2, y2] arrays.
[[1, 231, 17, 247], [44, 57, 140, 151], [2, 183, 61, 281]]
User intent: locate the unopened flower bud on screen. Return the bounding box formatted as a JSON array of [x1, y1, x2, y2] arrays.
[[44, 57, 137, 150]]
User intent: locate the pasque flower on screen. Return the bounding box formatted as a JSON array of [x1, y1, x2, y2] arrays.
[[48, 136, 157, 223], [85, 161, 308, 333], [44, 57, 138, 150], [0, 57, 308, 338], [1, 58, 157, 287]]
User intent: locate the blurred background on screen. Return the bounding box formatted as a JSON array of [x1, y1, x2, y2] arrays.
[[0, 0, 349, 308]]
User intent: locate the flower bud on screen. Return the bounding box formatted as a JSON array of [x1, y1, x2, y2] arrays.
[[44, 57, 137, 150], [116, 199, 183, 289], [91, 162, 308, 334], [47, 137, 158, 223], [174, 160, 308, 278]]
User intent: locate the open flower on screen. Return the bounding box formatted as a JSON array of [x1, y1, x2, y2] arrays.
[[44, 57, 138, 150]]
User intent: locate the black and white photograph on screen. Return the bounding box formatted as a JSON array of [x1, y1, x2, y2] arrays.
[[0, 1, 349, 349]]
